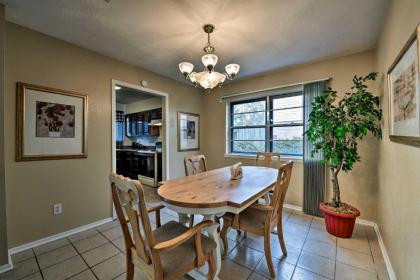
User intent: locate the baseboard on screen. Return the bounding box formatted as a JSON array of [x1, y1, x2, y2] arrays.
[[0, 253, 13, 274], [8, 217, 113, 255], [284, 203, 396, 280], [355, 218, 376, 227], [283, 203, 303, 212], [373, 223, 396, 280]]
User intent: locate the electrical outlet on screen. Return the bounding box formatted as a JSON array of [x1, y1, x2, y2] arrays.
[[53, 203, 62, 215]]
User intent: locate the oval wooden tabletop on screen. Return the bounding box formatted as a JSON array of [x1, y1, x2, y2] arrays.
[[157, 166, 278, 209]]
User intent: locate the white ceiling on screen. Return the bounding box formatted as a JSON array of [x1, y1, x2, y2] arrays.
[[1, 0, 389, 83]]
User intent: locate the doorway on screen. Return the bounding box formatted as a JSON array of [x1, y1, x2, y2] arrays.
[[111, 80, 170, 217]]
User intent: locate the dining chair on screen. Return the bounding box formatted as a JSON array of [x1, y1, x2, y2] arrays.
[[255, 152, 281, 205], [220, 161, 294, 278], [110, 173, 217, 280], [255, 152, 280, 167], [184, 154, 208, 176], [184, 155, 208, 227]]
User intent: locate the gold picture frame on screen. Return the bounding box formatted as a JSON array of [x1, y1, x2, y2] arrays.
[[387, 24, 420, 146], [16, 82, 88, 161], [177, 111, 200, 151]]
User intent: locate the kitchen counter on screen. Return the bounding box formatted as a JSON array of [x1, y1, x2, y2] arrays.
[[116, 148, 161, 154]]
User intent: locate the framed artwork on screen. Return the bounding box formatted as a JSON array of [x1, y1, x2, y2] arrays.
[[387, 24, 420, 146], [177, 111, 200, 151], [16, 83, 88, 161]]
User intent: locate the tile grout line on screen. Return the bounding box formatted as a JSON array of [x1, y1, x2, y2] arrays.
[[30, 226, 121, 280], [334, 230, 338, 280], [66, 236, 100, 280], [112, 272, 125, 280], [35, 234, 110, 272], [335, 225, 382, 279], [288, 210, 313, 279], [32, 248, 45, 280], [365, 226, 383, 280]]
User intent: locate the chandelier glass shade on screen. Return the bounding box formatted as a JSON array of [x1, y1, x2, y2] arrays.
[[178, 24, 240, 90]]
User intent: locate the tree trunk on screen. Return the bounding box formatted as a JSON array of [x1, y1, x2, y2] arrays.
[[331, 170, 341, 207]]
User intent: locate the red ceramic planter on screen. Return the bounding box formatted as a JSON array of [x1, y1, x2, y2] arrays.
[[319, 202, 360, 238]]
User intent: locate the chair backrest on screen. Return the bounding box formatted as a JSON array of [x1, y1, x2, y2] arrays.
[[270, 161, 293, 222], [184, 155, 208, 176], [110, 173, 155, 264], [255, 152, 280, 167]]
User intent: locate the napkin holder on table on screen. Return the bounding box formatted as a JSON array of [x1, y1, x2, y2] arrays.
[[230, 162, 243, 180]]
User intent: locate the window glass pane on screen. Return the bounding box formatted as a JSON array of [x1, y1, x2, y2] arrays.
[[232, 141, 265, 153], [232, 128, 265, 140], [272, 126, 303, 140], [272, 140, 303, 156], [272, 107, 303, 124], [233, 100, 265, 113], [271, 126, 303, 156], [272, 95, 302, 110], [233, 112, 265, 126]]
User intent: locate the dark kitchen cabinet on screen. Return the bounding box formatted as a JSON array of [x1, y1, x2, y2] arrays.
[[116, 150, 162, 185], [125, 108, 162, 137]]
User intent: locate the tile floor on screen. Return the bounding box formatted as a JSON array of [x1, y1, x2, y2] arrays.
[[2, 207, 389, 280]]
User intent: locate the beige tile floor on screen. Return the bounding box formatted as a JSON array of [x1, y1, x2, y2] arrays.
[[2, 207, 389, 280]]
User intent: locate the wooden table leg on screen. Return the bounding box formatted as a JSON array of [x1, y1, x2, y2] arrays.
[[202, 214, 222, 279], [178, 213, 189, 226]]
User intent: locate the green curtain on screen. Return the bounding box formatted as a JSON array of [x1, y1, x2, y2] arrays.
[[303, 81, 326, 217]]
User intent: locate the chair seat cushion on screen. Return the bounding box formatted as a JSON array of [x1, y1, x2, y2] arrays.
[[153, 221, 216, 276], [223, 207, 266, 229]]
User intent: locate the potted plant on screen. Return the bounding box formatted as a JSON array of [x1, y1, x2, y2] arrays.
[[305, 72, 382, 238]]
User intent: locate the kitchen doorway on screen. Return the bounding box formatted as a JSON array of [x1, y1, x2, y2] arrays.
[[111, 80, 169, 217]]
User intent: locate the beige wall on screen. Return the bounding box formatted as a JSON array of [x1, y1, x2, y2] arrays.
[[0, 4, 8, 266], [375, 0, 420, 278], [202, 50, 379, 220], [4, 23, 203, 247]]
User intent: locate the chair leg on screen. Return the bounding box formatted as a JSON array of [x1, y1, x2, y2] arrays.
[[264, 228, 275, 278], [155, 209, 161, 228], [236, 230, 241, 236], [220, 222, 230, 258], [126, 255, 134, 280], [207, 252, 216, 280], [277, 220, 287, 256], [189, 214, 195, 228]]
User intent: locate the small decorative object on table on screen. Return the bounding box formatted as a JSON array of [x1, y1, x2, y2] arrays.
[[230, 162, 243, 180]]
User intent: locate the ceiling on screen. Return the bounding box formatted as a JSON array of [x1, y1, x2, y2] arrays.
[[115, 86, 157, 104], [1, 0, 389, 83]]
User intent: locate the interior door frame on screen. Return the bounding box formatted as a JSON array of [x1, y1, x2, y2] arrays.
[[111, 79, 170, 218]]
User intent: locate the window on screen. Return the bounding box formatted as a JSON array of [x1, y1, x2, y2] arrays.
[[229, 92, 303, 157]]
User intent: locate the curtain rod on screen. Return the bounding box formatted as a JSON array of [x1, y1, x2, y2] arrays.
[[218, 77, 331, 103]]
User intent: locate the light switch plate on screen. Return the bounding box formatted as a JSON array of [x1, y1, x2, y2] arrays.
[[53, 203, 62, 215]]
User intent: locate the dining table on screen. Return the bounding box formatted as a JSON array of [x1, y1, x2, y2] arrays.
[[157, 165, 279, 280]]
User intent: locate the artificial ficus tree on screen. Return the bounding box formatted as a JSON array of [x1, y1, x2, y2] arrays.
[[305, 72, 382, 208]]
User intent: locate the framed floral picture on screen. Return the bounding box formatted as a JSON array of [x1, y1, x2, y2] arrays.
[[387, 24, 420, 146], [16, 83, 88, 161], [177, 111, 200, 151]]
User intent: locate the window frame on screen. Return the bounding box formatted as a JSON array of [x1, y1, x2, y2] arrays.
[[269, 92, 304, 157], [228, 91, 304, 157], [229, 97, 267, 154]]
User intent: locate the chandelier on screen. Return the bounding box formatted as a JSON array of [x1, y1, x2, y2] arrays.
[[178, 24, 240, 90]]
